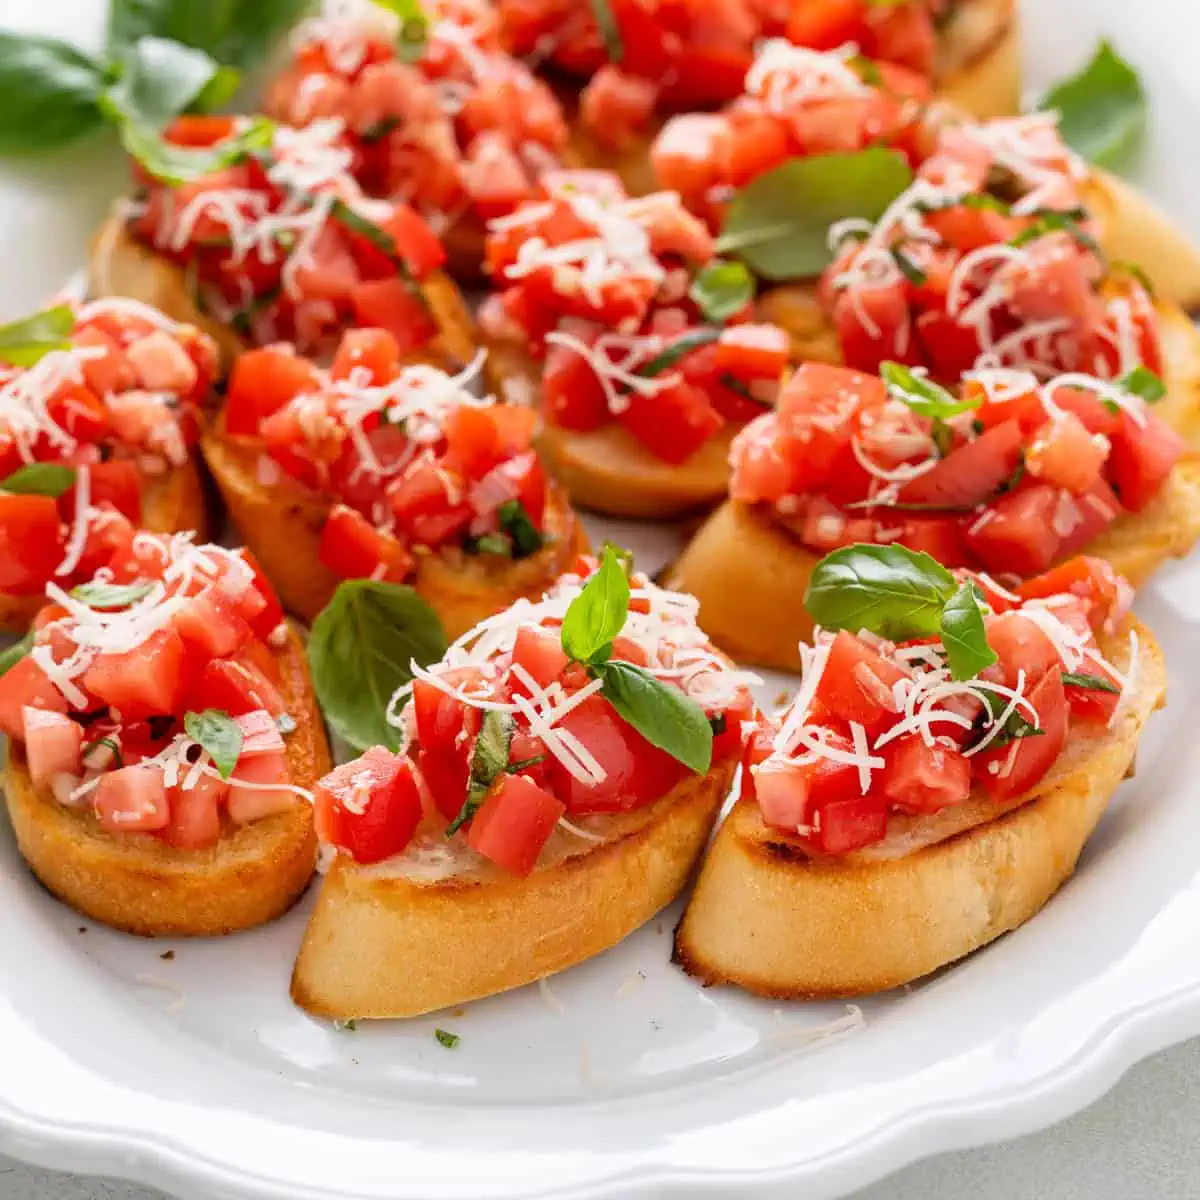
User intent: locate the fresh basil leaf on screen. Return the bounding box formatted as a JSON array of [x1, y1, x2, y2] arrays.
[[184, 708, 243, 780], [637, 327, 720, 377], [0, 633, 33, 679], [108, 0, 314, 71], [601, 541, 634, 580], [1, 462, 75, 497], [0, 35, 108, 156], [880, 361, 978, 420], [1119, 365, 1166, 404], [590, 0, 623, 62], [498, 499, 543, 558], [82, 735, 124, 769], [101, 37, 231, 130], [371, 0, 430, 62], [1009, 208, 1100, 256], [121, 115, 275, 185], [0, 304, 75, 367], [976, 695, 1043, 751], [70, 581, 155, 609], [308, 580, 448, 752], [595, 660, 712, 775], [939, 582, 997, 682], [445, 709, 514, 836], [689, 260, 754, 324], [561, 546, 630, 665], [804, 543, 957, 641], [1037, 39, 1145, 169], [434, 1028, 460, 1048], [1061, 671, 1121, 694], [717, 148, 913, 281]]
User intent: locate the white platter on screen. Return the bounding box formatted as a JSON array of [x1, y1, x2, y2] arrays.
[[5, 1, 1200, 1198]]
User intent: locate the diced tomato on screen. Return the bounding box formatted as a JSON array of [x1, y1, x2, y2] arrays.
[[890, 516, 969, 567], [579, 64, 658, 149], [236, 549, 286, 642], [715, 324, 789, 380], [1017, 556, 1124, 631], [915, 309, 983, 381], [1027, 412, 1107, 494], [83, 628, 189, 720], [832, 276, 914, 373], [1065, 654, 1123, 724], [543, 335, 608, 432], [234, 709, 286, 758], [442, 404, 505, 478], [753, 758, 815, 834], [319, 504, 414, 583], [379, 204, 447, 278], [187, 657, 285, 718], [466, 773, 565, 875], [313, 747, 423, 864], [350, 278, 438, 356], [900, 421, 1024, 509], [85, 460, 142, 524], [94, 764, 170, 833], [225, 347, 322, 436], [974, 667, 1069, 800], [815, 631, 908, 733], [510, 626, 569, 698], [412, 667, 486, 755], [22, 708, 82, 788], [417, 746, 470, 823], [219, 750, 292, 823], [617, 379, 724, 464], [126, 330, 199, 395], [880, 734, 971, 813], [986, 611, 1062, 689], [47, 382, 110, 443], [0, 493, 64, 593], [0, 657, 68, 739], [1107, 410, 1185, 513], [388, 460, 473, 547], [331, 327, 402, 385], [650, 113, 732, 202], [547, 695, 688, 815], [161, 774, 226, 850], [724, 109, 789, 188], [787, 0, 865, 51], [811, 792, 890, 855], [964, 483, 1063, 576], [172, 588, 251, 659], [164, 114, 238, 147], [73, 325, 137, 396]]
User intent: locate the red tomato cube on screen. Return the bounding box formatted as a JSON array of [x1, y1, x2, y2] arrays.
[[313, 747, 423, 864], [0, 657, 67, 739], [22, 708, 83, 788], [83, 628, 190, 720], [162, 774, 226, 849], [466, 774, 565, 875], [94, 764, 170, 833], [227, 751, 296, 824]]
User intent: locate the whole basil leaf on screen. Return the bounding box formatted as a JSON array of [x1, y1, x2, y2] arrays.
[[184, 709, 243, 780], [0, 303, 74, 367], [804, 544, 957, 641], [939, 581, 998, 682], [0, 35, 109, 155], [121, 115, 275, 185], [371, 0, 431, 62], [2, 462, 75, 497], [689, 260, 754, 324], [109, 0, 315, 71], [0, 633, 33, 679], [70, 580, 155, 609], [595, 660, 713, 775], [561, 546, 630, 665], [1037, 40, 1145, 169], [880, 361, 979, 420], [717, 148, 913, 280], [101, 37, 234, 130], [308, 580, 448, 752]]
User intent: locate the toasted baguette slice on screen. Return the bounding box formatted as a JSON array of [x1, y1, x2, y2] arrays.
[[292, 759, 736, 1019], [0, 458, 210, 634], [2, 623, 330, 937], [201, 413, 589, 635], [88, 210, 481, 374], [666, 455, 1200, 670], [675, 620, 1165, 998]]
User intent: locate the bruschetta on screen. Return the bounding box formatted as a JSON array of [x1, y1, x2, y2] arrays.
[[667, 362, 1200, 670], [499, 0, 1019, 195], [675, 547, 1165, 997], [264, 0, 584, 282], [482, 171, 792, 518], [88, 115, 477, 371], [202, 326, 587, 635], [0, 297, 216, 633], [0, 533, 330, 937], [291, 548, 757, 1019]]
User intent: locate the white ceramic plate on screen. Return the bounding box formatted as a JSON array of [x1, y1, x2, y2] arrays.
[[4, 2, 1200, 1198]]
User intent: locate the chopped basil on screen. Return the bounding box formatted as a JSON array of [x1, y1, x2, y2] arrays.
[[939, 582, 998, 683], [1062, 671, 1121, 694], [890, 246, 927, 287], [333, 1019, 358, 1032], [184, 709, 243, 780], [689, 259, 754, 324], [362, 115, 400, 142], [434, 1028, 460, 1049], [508, 753, 547, 773], [636, 328, 721, 377], [445, 710, 514, 836], [0, 633, 33, 679], [847, 54, 883, 87], [880, 361, 980, 420], [1, 462, 75, 497], [498, 499, 543, 558], [718, 371, 769, 406], [122, 115, 275, 185], [1119, 365, 1166, 404], [330, 196, 428, 308], [590, 0, 623, 62], [0, 304, 75, 367], [70, 580, 155, 609], [467, 532, 513, 558], [82, 735, 123, 769], [975, 695, 1044, 751], [1009, 208, 1100, 257]]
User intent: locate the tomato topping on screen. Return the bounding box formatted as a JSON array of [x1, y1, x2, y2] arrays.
[[227, 752, 297, 824], [22, 708, 83, 789], [94, 765, 171, 834], [815, 632, 908, 733], [319, 504, 414, 584], [0, 658, 68, 739], [314, 747, 423, 864], [226, 347, 323, 436], [0, 494, 65, 593], [467, 773, 566, 875], [974, 667, 1069, 800], [162, 773, 225, 850], [880, 734, 971, 813]]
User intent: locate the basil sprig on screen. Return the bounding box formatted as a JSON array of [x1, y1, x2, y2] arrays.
[[308, 580, 448, 752], [689, 260, 754, 324], [1, 462, 76, 498], [0, 304, 75, 368], [184, 708, 243, 780], [560, 548, 714, 775], [804, 544, 997, 682], [717, 148, 913, 280], [1037, 40, 1145, 169]]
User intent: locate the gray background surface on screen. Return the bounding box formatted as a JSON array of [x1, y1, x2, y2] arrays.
[[5, 1037, 1200, 1198]]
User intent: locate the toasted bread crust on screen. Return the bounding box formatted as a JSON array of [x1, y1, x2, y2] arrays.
[[201, 412, 588, 636], [675, 621, 1165, 998], [291, 759, 736, 1019], [88, 210, 481, 374], [2, 623, 330, 937]]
